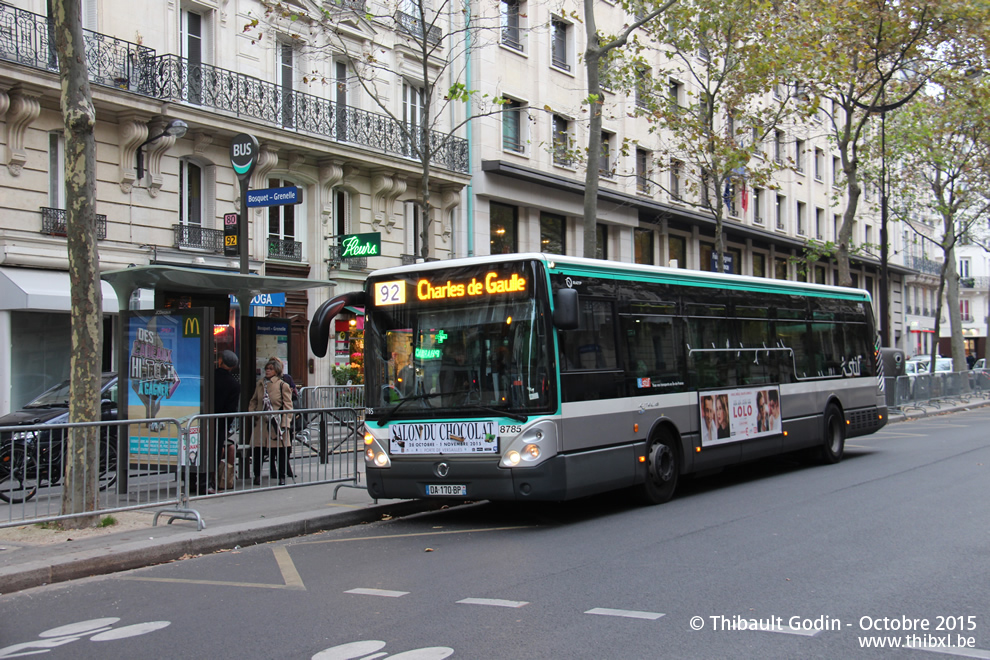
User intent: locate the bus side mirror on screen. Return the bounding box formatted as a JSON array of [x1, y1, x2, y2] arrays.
[[309, 290, 366, 357], [553, 288, 579, 330]]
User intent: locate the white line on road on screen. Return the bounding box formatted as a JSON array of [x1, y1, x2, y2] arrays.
[[345, 588, 409, 598], [457, 598, 529, 608], [584, 608, 665, 620]]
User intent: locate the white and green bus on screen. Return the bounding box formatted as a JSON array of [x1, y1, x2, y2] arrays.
[[310, 254, 886, 504]]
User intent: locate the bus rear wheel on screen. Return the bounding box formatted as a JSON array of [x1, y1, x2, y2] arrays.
[[817, 403, 845, 464], [637, 431, 679, 505]]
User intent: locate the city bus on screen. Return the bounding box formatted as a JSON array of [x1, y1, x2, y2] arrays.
[[310, 253, 886, 504]]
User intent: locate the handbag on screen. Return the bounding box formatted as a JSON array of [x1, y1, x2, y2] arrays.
[[217, 460, 235, 490], [262, 379, 285, 444]]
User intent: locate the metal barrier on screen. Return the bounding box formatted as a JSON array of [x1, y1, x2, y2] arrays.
[[1, 408, 364, 530], [886, 369, 990, 413], [0, 417, 189, 529], [299, 385, 365, 410]]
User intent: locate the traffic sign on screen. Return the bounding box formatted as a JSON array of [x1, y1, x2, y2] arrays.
[[230, 133, 259, 182], [223, 213, 239, 257]]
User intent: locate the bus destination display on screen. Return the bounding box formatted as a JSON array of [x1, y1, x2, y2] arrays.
[[374, 272, 527, 307]]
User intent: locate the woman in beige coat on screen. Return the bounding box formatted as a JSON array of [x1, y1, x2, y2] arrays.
[[248, 358, 294, 485]]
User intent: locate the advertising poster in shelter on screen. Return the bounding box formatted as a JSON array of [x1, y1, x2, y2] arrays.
[[253, 318, 290, 377], [699, 386, 781, 447], [126, 310, 207, 465]]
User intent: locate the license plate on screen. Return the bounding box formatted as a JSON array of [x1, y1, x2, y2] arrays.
[[426, 484, 467, 496]]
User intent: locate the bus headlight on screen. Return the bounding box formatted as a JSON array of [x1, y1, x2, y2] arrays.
[[363, 431, 391, 468], [499, 420, 557, 468]]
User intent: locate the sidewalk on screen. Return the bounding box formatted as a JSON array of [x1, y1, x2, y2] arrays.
[[0, 476, 435, 596], [2, 397, 988, 597]]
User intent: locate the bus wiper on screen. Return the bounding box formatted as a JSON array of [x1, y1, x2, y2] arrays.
[[460, 404, 528, 423], [374, 391, 444, 426]]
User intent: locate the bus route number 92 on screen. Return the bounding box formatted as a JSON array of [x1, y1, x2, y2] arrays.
[[375, 281, 406, 306]]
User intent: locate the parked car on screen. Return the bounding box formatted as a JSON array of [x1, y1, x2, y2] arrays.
[[0, 373, 118, 503]]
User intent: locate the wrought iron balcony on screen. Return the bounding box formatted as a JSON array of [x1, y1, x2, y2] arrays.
[[268, 237, 302, 262], [396, 10, 443, 46], [0, 4, 468, 173], [960, 276, 989, 290], [327, 241, 368, 271], [173, 223, 223, 253], [908, 255, 943, 276], [41, 207, 106, 239], [331, 0, 366, 10], [0, 2, 154, 92]]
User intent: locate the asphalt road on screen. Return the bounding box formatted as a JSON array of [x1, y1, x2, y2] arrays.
[[2, 408, 989, 659]]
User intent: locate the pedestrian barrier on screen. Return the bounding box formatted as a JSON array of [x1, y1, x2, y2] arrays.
[[886, 369, 990, 414], [1, 407, 364, 530]]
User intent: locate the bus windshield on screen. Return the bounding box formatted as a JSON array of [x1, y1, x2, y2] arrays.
[[364, 264, 553, 419]]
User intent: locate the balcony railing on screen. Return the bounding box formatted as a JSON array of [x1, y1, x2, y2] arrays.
[[0, 2, 154, 91], [0, 3, 468, 173], [41, 207, 106, 239], [908, 255, 943, 276], [395, 10, 442, 46], [327, 241, 368, 271], [960, 276, 988, 289], [173, 223, 223, 253], [268, 237, 302, 262]]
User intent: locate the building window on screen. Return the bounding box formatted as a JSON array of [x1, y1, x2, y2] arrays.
[[795, 139, 805, 172], [961, 299, 972, 322], [814, 148, 824, 180], [670, 159, 683, 200], [815, 208, 824, 239], [753, 252, 766, 277], [667, 234, 685, 268], [551, 17, 570, 71], [796, 201, 806, 235], [596, 224, 608, 260], [501, 0, 523, 51], [540, 212, 566, 254], [403, 82, 426, 156], [959, 257, 971, 278], [552, 115, 572, 167], [669, 79, 682, 107], [774, 130, 784, 164], [833, 157, 842, 185], [635, 66, 651, 109], [179, 160, 203, 227], [48, 132, 65, 208], [634, 228, 654, 265], [490, 202, 517, 254], [775, 258, 788, 280], [636, 148, 651, 194], [600, 132, 613, 178], [776, 194, 785, 230], [279, 41, 296, 129], [268, 177, 297, 242], [502, 98, 525, 153], [865, 224, 872, 245], [333, 188, 351, 237], [752, 187, 763, 224]]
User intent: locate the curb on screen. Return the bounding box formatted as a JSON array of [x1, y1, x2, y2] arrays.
[[0, 498, 446, 596]]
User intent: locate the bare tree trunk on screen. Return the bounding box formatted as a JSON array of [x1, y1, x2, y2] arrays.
[[836, 137, 861, 288], [582, 0, 603, 259], [53, 0, 102, 527], [942, 225, 966, 371]]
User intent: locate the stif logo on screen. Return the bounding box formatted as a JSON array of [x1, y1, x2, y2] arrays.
[[183, 316, 201, 338]]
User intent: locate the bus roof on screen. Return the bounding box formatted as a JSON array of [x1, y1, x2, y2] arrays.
[[367, 253, 873, 303]]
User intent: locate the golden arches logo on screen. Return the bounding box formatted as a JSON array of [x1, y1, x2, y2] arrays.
[[183, 316, 201, 338]]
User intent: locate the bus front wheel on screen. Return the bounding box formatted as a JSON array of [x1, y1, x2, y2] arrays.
[[637, 431, 679, 505], [817, 403, 845, 464]]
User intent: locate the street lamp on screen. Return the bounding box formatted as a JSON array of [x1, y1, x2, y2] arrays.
[[135, 119, 188, 181]]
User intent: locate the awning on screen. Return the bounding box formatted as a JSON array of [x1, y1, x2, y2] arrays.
[[0, 266, 120, 313]]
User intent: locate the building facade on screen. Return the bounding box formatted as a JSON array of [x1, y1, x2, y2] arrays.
[[2, 0, 929, 415]]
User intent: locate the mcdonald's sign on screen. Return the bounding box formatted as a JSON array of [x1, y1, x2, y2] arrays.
[[183, 316, 201, 338]]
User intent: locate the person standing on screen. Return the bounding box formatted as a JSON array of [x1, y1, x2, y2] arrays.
[[213, 350, 241, 492], [248, 358, 294, 485]]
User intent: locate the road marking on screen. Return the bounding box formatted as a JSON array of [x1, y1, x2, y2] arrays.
[[457, 598, 529, 608], [906, 646, 990, 659], [345, 588, 409, 598], [294, 526, 536, 547], [120, 546, 305, 590], [585, 608, 665, 620]]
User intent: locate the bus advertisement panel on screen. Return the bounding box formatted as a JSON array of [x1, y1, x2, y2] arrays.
[[700, 387, 781, 447]]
